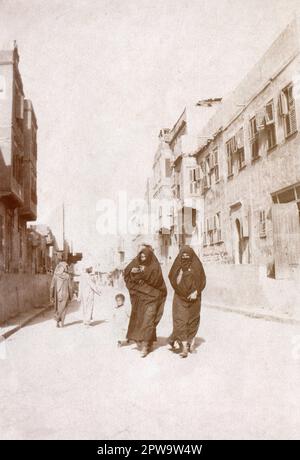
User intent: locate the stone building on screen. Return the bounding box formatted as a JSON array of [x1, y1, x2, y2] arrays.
[[146, 105, 208, 264], [193, 18, 300, 279], [150, 128, 173, 264], [0, 41, 37, 273]]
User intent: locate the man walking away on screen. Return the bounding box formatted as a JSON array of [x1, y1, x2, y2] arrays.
[[79, 266, 102, 326]]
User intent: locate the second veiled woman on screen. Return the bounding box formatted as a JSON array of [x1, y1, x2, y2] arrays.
[[168, 245, 206, 358], [124, 247, 167, 357]]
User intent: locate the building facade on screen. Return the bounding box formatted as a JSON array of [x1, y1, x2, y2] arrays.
[[0, 42, 37, 273], [193, 18, 300, 279], [132, 18, 300, 283], [0, 42, 76, 276]]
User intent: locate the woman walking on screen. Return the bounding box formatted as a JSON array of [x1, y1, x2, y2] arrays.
[[168, 245, 206, 358], [124, 246, 167, 357], [50, 261, 73, 328]]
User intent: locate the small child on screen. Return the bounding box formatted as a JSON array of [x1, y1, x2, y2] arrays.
[[115, 293, 125, 308], [113, 293, 131, 347]]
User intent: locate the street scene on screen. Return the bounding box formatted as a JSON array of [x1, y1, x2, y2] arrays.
[[1, 288, 300, 440], [1, 0, 300, 441]]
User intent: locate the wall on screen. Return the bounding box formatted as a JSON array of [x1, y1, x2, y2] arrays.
[[196, 19, 300, 271], [0, 273, 51, 324], [162, 262, 300, 321]]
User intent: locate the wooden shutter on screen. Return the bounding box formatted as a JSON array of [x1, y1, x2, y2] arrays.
[[279, 91, 289, 116], [16, 94, 24, 119], [189, 169, 194, 194], [272, 202, 300, 279], [236, 128, 244, 149], [256, 109, 266, 130], [165, 159, 172, 178], [209, 152, 215, 170], [265, 101, 275, 125], [242, 207, 249, 238], [195, 165, 201, 181], [287, 86, 297, 134]]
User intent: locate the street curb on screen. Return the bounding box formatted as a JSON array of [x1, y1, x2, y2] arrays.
[[203, 302, 300, 325], [0, 304, 52, 340]]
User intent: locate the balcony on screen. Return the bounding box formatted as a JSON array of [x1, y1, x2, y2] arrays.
[[19, 160, 37, 220], [19, 197, 37, 221], [0, 173, 24, 208]]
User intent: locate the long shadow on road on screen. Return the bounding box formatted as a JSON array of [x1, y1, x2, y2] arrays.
[[23, 300, 81, 329]]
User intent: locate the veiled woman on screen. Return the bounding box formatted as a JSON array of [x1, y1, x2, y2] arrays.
[[50, 261, 73, 328], [168, 245, 206, 358], [124, 246, 167, 357]]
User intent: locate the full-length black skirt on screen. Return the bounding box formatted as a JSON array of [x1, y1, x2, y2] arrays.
[[169, 293, 201, 343], [126, 292, 165, 343]]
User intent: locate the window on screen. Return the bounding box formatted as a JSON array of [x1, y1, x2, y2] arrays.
[[203, 219, 208, 246], [214, 212, 222, 243], [208, 217, 214, 245], [173, 172, 181, 199], [0, 215, 3, 255], [265, 100, 277, 150], [259, 210, 266, 238], [189, 168, 199, 195], [280, 84, 297, 137], [15, 90, 24, 121], [165, 159, 172, 178], [226, 137, 236, 177], [249, 117, 259, 159], [201, 157, 211, 190], [272, 184, 300, 222], [12, 151, 23, 185], [19, 228, 23, 258], [205, 155, 211, 177], [235, 128, 245, 170], [213, 148, 220, 182]]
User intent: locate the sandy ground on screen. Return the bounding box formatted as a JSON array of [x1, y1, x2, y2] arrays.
[[0, 287, 299, 440]]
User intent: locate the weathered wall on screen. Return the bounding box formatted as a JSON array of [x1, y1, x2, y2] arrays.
[[162, 263, 300, 321], [195, 19, 300, 271], [0, 273, 51, 324]]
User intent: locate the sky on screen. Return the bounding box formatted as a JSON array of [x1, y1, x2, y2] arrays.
[[0, 0, 299, 261]]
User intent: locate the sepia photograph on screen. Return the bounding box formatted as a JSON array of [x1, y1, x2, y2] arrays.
[[0, 0, 300, 445]]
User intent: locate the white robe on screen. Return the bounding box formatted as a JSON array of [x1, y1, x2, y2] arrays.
[[79, 273, 101, 323]]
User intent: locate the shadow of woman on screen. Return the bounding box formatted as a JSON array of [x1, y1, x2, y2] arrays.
[[151, 336, 171, 352], [160, 336, 206, 355], [63, 320, 83, 328], [191, 337, 206, 353], [91, 320, 108, 327]]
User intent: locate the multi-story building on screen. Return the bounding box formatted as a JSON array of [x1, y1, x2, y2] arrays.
[[139, 105, 217, 264], [192, 18, 300, 279], [0, 41, 37, 273], [168, 106, 203, 257], [20, 99, 37, 222], [150, 128, 174, 263]]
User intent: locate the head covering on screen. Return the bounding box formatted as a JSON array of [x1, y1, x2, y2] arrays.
[[180, 245, 194, 271], [124, 247, 166, 296], [54, 261, 69, 279], [138, 246, 153, 266], [169, 245, 206, 299]]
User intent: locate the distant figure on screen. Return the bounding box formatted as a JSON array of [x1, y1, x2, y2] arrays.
[[79, 266, 102, 326], [124, 246, 167, 358], [168, 245, 206, 358], [50, 261, 73, 328]]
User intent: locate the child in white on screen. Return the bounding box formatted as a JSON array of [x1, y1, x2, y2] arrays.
[[112, 293, 131, 346]]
